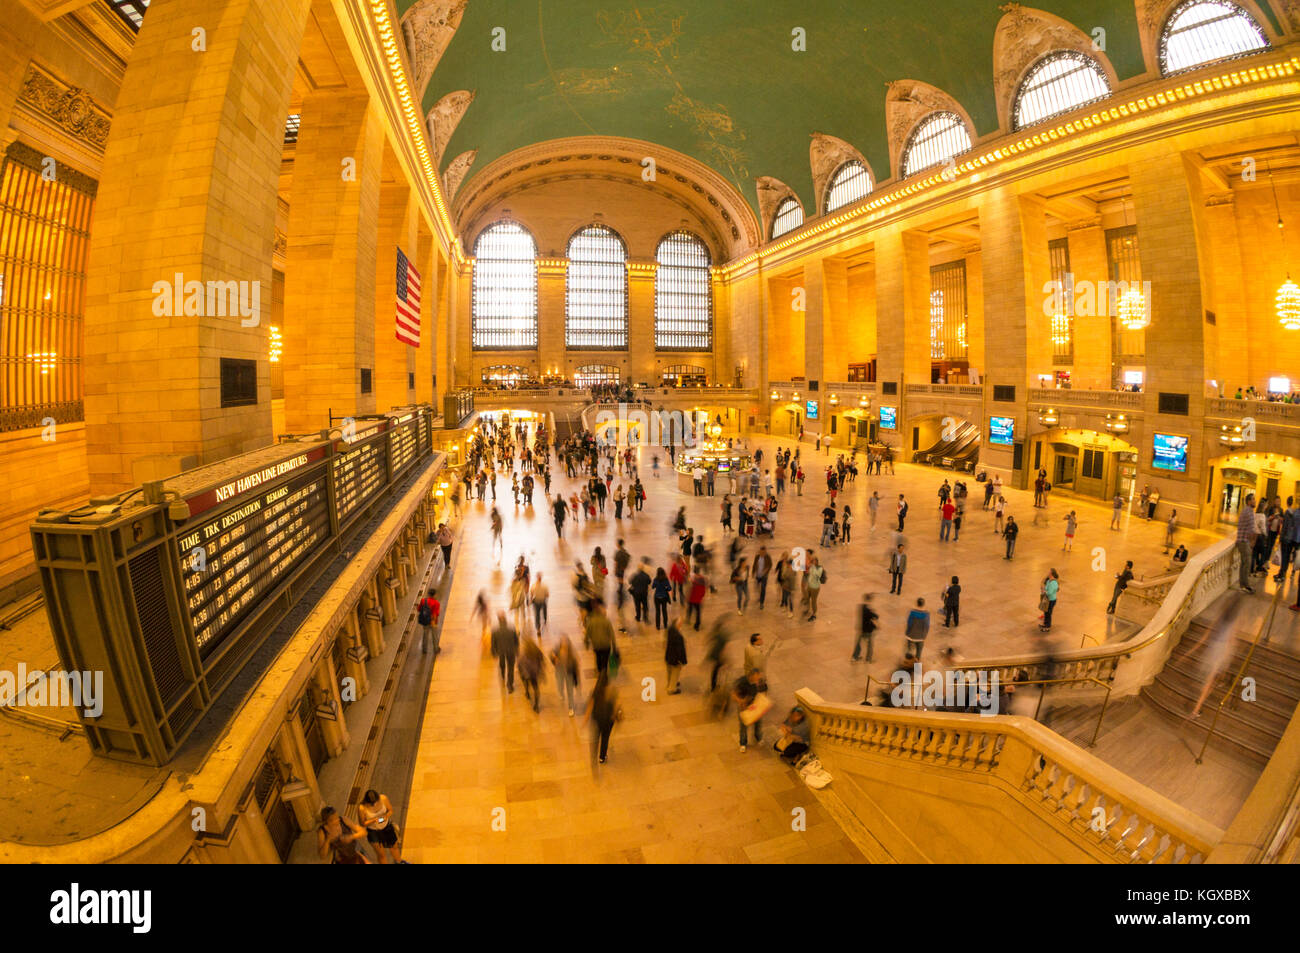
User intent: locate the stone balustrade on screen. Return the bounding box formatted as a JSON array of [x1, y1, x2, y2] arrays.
[[1205, 397, 1300, 427], [797, 689, 1221, 863], [1028, 387, 1144, 410]]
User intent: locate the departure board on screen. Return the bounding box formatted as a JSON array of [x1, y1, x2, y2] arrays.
[[388, 415, 418, 480], [178, 465, 332, 654], [332, 435, 389, 528]]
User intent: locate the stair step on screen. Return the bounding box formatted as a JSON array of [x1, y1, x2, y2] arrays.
[[1139, 688, 1276, 766], [1141, 683, 1284, 756], [1156, 663, 1299, 723]]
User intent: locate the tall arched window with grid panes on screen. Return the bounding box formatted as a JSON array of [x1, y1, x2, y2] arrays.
[[471, 221, 538, 350], [565, 224, 628, 349], [1012, 51, 1111, 129], [901, 112, 972, 178], [1159, 1, 1269, 75], [824, 160, 872, 213], [654, 231, 712, 351]]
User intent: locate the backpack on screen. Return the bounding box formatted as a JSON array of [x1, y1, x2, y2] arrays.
[[417, 600, 433, 625]]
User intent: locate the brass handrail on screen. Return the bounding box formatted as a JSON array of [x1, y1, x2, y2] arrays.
[[1194, 584, 1286, 765], [861, 671, 1113, 747]]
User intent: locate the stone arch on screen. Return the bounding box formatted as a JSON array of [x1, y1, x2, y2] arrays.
[[809, 133, 874, 215], [885, 80, 978, 182], [993, 4, 1121, 132], [755, 176, 803, 240]]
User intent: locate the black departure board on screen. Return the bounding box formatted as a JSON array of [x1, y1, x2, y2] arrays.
[[388, 416, 418, 479], [332, 435, 389, 528], [178, 465, 332, 654]]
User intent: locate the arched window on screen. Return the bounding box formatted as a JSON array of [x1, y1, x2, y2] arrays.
[[770, 197, 804, 239], [1013, 51, 1111, 129], [824, 160, 872, 213], [654, 231, 712, 350], [661, 364, 708, 386], [1159, 1, 1268, 75], [902, 112, 972, 178], [565, 224, 628, 349], [480, 365, 529, 385], [471, 221, 538, 349], [573, 364, 620, 388]]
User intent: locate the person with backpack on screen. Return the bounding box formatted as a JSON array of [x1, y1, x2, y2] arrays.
[[941, 576, 960, 628], [418, 589, 441, 653], [904, 598, 930, 661], [852, 592, 878, 662]]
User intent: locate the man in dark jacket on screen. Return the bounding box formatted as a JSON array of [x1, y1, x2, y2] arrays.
[[665, 618, 687, 694], [628, 560, 652, 623], [752, 547, 773, 609], [491, 612, 519, 692], [613, 539, 631, 616], [942, 576, 961, 627], [1003, 516, 1020, 559], [852, 592, 877, 661]]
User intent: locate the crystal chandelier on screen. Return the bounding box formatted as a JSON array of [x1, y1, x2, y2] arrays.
[[1117, 287, 1148, 331], [1269, 161, 1299, 331]]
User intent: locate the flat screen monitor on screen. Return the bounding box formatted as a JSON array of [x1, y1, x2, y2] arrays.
[[989, 416, 1015, 446], [878, 406, 897, 430], [805, 400, 819, 420], [716, 461, 731, 472], [1152, 432, 1188, 472]]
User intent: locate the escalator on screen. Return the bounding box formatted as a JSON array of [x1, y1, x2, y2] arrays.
[[914, 420, 979, 470]]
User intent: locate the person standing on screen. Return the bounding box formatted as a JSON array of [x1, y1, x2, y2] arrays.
[[795, 466, 805, 496], [706, 466, 716, 498], [940, 498, 955, 541], [551, 493, 567, 538], [942, 576, 960, 628], [1003, 515, 1019, 559], [868, 491, 880, 531], [530, 573, 550, 634], [1063, 511, 1078, 551], [1107, 560, 1134, 614], [753, 546, 773, 609], [491, 611, 519, 693], [820, 501, 838, 547], [731, 557, 751, 612], [733, 668, 768, 752], [777, 552, 797, 615], [664, 616, 687, 694], [1236, 493, 1257, 593], [889, 543, 907, 595], [904, 598, 930, 661], [841, 505, 854, 544], [1040, 569, 1060, 632], [613, 484, 626, 519], [744, 632, 774, 676], [994, 495, 1007, 534], [852, 592, 878, 662], [358, 790, 403, 864], [983, 479, 995, 510], [804, 555, 826, 621], [583, 673, 620, 767], [1276, 497, 1299, 584], [693, 464, 704, 496], [650, 567, 673, 629], [1111, 493, 1125, 530], [418, 589, 441, 654], [897, 494, 909, 532], [629, 560, 651, 625], [1164, 509, 1178, 553], [952, 498, 964, 541], [613, 539, 631, 618], [687, 568, 708, 630]]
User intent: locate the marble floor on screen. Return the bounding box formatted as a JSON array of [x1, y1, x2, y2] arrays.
[[399, 424, 1270, 862]]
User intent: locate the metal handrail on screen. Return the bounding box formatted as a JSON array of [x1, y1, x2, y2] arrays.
[[1194, 584, 1285, 765], [861, 671, 1113, 747]]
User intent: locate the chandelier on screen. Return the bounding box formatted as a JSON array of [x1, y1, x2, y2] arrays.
[[1117, 287, 1148, 331], [1268, 160, 1299, 331], [1050, 311, 1071, 347]]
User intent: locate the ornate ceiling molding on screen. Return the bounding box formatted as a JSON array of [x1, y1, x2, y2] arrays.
[[993, 4, 1120, 132], [442, 149, 476, 200], [16, 62, 111, 153], [809, 133, 872, 215], [1277, 0, 1300, 35], [755, 175, 801, 240], [885, 80, 976, 180], [426, 89, 475, 166], [401, 0, 468, 97], [452, 136, 760, 259]]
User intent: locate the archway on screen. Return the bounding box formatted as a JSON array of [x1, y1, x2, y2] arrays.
[[1205, 451, 1300, 527], [1026, 428, 1139, 503], [661, 364, 707, 387], [908, 412, 980, 472]]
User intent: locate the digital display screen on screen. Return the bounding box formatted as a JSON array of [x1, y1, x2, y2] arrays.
[[989, 416, 1015, 446], [716, 461, 730, 471], [805, 400, 819, 420], [1152, 432, 1188, 472], [878, 406, 897, 430]]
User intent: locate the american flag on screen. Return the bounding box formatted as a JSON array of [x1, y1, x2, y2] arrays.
[[395, 247, 421, 346]]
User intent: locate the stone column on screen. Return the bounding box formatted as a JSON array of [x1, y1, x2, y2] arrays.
[[274, 723, 321, 834], [875, 228, 930, 449], [537, 260, 566, 378], [312, 656, 350, 755], [82, 0, 312, 489], [281, 91, 384, 433], [627, 265, 656, 384], [415, 224, 438, 405]]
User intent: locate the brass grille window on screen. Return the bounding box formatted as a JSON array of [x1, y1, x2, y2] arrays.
[[1048, 237, 1073, 365], [654, 231, 711, 350], [0, 143, 93, 432], [1105, 224, 1145, 374], [565, 224, 628, 350], [928, 260, 969, 361], [573, 364, 620, 388]]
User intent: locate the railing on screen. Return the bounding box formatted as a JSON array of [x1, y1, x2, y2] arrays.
[[1028, 387, 1144, 410], [0, 400, 84, 433], [824, 381, 878, 395], [797, 688, 1221, 863], [1195, 585, 1286, 764], [1205, 397, 1300, 426], [904, 383, 983, 398], [954, 535, 1238, 698]]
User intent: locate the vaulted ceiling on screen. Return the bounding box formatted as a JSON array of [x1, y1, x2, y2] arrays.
[[398, 1, 1287, 219]]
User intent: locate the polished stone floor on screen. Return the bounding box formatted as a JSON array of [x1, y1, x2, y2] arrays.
[[400, 422, 1259, 862]]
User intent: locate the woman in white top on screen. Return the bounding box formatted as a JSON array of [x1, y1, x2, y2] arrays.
[[358, 790, 403, 864]]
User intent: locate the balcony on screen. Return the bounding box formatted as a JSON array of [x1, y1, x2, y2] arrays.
[[1206, 397, 1300, 428], [1029, 387, 1144, 410], [906, 383, 983, 399]]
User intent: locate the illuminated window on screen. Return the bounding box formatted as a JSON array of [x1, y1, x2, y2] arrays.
[[480, 364, 529, 385], [929, 261, 968, 361], [1048, 238, 1073, 365], [770, 197, 804, 239], [662, 364, 707, 386], [573, 364, 620, 388], [824, 160, 871, 213], [1160, 1, 1268, 75], [654, 231, 712, 350], [107, 0, 150, 31], [902, 112, 972, 178], [283, 114, 301, 144], [1012, 51, 1111, 129], [269, 325, 283, 363], [0, 142, 93, 432], [565, 224, 627, 349], [472, 221, 538, 350]]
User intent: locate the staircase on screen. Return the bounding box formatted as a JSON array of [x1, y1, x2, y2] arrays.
[[1139, 620, 1300, 765]]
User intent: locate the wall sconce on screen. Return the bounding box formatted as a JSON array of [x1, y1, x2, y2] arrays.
[[770, 390, 780, 401], [1219, 424, 1245, 446], [1038, 408, 1059, 426], [792, 392, 800, 401], [828, 394, 839, 406], [1104, 413, 1128, 434], [858, 396, 868, 408]]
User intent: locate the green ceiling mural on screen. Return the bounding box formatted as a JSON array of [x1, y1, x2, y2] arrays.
[[397, 1, 1278, 215]]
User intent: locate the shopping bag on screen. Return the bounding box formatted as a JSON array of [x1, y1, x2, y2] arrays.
[[740, 691, 773, 725]]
